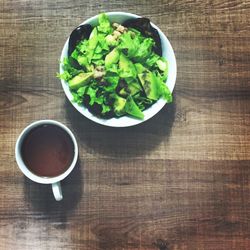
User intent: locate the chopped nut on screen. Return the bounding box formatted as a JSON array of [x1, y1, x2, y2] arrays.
[[112, 22, 119, 28], [96, 65, 105, 71], [105, 34, 114, 41], [94, 70, 105, 79], [105, 34, 117, 45], [113, 30, 121, 38], [93, 66, 106, 79], [116, 25, 126, 33]]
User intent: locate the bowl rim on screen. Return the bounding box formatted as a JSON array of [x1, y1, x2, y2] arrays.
[[59, 11, 177, 127]]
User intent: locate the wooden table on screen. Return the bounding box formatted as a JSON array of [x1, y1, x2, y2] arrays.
[[0, 0, 249, 249]]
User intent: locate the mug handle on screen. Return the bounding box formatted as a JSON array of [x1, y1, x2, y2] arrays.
[[52, 182, 63, 201]]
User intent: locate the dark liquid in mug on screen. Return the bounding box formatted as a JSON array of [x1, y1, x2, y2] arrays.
[[21, 124, 74, 177]]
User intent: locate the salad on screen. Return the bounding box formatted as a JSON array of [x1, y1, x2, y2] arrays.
[[58, 13, 172, 119]]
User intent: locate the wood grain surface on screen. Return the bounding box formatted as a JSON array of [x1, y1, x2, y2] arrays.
[[0, 0, 250, 249]]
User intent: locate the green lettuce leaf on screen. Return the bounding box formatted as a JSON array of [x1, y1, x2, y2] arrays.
[[97, 13, 112, 34], [145, 53, 160, 67], [97, 34, 110, 51], [77, 86, 88, 96], [77, 39, 89, 54], [57, 57, 83, 81], [72, 92, 82, 104], [158, 81, 172, 103], [118, 31, 138, 58], [133, 38, 154, 62], [104, 72, 119, 91]]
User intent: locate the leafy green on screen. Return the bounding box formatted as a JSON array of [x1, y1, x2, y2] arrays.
[[57, 58, 83, 81], [97, 34, 109, 51], [77, 86, 87, 96], [146, 53, 160, 67], [86, 87, 99, 105], [104, 72, 119, 88], [118, 31, 138, 58], [133, 37, 154, 62], [77, 39, 89, 54], [133, 94, 154, 110], [97, 13, 112, 34], [157, 78, 172, 103]]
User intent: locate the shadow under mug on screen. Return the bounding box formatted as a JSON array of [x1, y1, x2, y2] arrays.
[[15, 120, 78, 201]]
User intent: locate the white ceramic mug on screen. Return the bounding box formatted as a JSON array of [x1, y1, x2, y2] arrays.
[[15, 120, 78, 201]]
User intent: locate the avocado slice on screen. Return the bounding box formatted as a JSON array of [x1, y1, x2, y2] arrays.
[[138, 72, 159, 100], [113, 96, 126, 116], [134, 63, 147, 74], [119, 53, 129, 68], [125, 95, 144, 119], [105, 48, 120, 68], [118, 80, 142, 97], [119, 53, 137, 78], [68, 72, 93, 90]]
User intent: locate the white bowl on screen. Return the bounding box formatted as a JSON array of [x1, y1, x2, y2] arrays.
[[60, 12, 177, 127]]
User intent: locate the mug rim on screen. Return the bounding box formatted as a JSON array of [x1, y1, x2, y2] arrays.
[[15, 120, 78, 184]]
